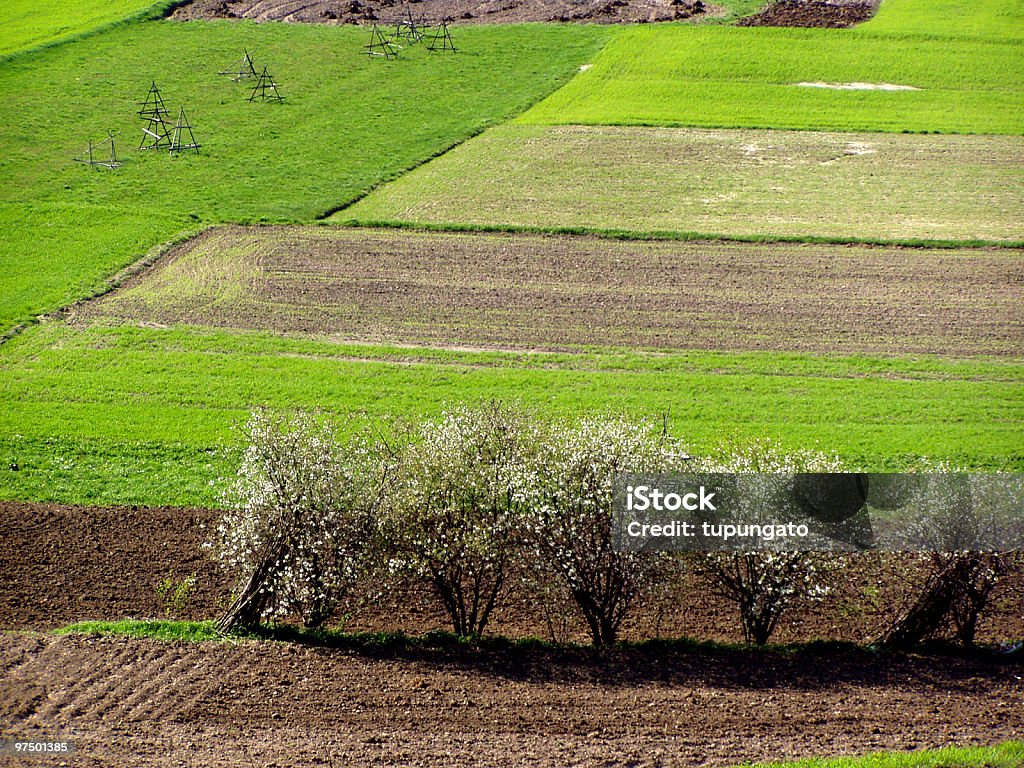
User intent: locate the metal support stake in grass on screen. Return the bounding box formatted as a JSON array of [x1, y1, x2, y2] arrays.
[[218, 48, 259, 81], [169, 107, 200, 155], [137, 81, 172, 150], [365, 24, 399, 59], [247, 66, 285, 102], [427, 19, 456, 53]]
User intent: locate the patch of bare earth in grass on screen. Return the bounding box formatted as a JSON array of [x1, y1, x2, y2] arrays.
[[171, 0, 720, 25]]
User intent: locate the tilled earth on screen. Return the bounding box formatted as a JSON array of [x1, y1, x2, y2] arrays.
[[3, 499, 1023, 642], [79, 226, 1024, 357], [171, 0, 717, 25], [2, 501, 1023, 766], [738, 0, 878, 28], [1, 632, 1022, 767]]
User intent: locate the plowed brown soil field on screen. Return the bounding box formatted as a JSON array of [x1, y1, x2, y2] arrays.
[[3, 501, 1022, 643], [78, 227, 1024, 357], [738, 0, 878, 28], [2, 632, 1022, 767], [2, 502, 1023, 766]]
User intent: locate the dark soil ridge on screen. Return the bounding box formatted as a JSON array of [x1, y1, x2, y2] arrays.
[[738, 0, 879, 28], [171, 0, 717, 26]]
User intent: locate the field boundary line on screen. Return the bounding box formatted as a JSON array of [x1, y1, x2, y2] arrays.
[[516, 117, 1024, 137], [317, 127, 499, 221], [329, 218, 1024, 252], [316, 31, 619, 219]]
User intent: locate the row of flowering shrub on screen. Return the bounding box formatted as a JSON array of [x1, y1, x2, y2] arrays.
[[209, 404, 1018, 647]]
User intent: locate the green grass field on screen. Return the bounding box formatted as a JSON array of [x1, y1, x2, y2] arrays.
[[341, 125, 1024, 242], [745, 742, 1024, 768], [1, 322, 1020, 505], [0, 0, 170, 58], [860, 0, 1024, 41], [0, 19, 609, 333], [0, 1, 1021, 507], [519, 14, 1024, 133]]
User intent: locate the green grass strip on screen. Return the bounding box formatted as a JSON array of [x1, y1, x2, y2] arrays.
[[54, 619, 223, 642], [738, 742, 1024, 768], [0, 0, 186, 60], [336, 217, 1024, 251]]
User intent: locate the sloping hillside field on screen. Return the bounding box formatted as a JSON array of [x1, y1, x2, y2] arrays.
[[1, 0, 1023, 764], [0, 4, 1018, 492], [0, 21, 610, 333]]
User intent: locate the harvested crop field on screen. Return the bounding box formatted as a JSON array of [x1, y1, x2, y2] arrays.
[[80, 226, 1024, 356], [2, 631, 1023, 768], [171, 0, 718, 25]]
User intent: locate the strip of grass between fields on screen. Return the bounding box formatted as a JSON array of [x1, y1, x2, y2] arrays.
[[49, 620, 1024, 659], [334, 218, 1024, 251], [745, 742, 1024, 768], [1, 323, 1020, 506]]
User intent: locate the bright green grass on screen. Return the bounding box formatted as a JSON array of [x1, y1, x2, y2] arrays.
[[54, 619, 223, 642], [0, 0, 169, 58], [341, 125, 1024, 242], [519, 24, 1024, 133], [0, 20, 610, 333], [740, 742, 1024, 768], [1, 322, 1020, 506], [860, 0, 1024, 41], [0, 203, 191, 335]]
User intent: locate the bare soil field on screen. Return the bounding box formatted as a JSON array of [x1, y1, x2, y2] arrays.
[[2, 502, 1021, 766], [738, 0, 878, 28], [171, 0, 717, 25], [3, 501, 1022, 645], [79, 226, 1024, 357], [0, 502, 229, 630], [1, 631, 1022, 767]]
